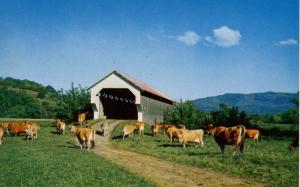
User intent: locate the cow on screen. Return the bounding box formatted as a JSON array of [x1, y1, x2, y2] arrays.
[[56, 119, 65, 135], [289, 136, 299, 151], [151, 124, 161, 136], [78, 112, 88, 126], [177, 129, 204, 148], [98, 121, 108, 136], [166, 126, 182, 144], [135, 122, 145, 135], [207, 124, 246, 157], [69, 125, 95, 150], [0, 123, 9, 135], [0, 127, 3, 145], [8, 122, 29, 136], [245, 129, 260, 141], [26, 123, 40, 140], [122, 124, 136, 140], [161, 124, 176, 134]]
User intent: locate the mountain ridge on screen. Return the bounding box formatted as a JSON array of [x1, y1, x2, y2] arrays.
[[193, 91, 298, 114]]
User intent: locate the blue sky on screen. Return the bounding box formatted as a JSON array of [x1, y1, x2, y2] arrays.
[[0, 0, 298, 100]]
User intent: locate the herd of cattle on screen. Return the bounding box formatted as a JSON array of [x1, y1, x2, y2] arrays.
[[122, 122, 261, 156], [0, 116, 298, 155]]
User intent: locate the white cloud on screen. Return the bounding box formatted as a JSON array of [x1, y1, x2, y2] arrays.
[[176, 31, 200, 46], [205, 26, 241, 48], [277, 39, 298, 46]]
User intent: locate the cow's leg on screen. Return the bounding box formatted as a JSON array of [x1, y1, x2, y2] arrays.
[[219, 144, 225, 156], [232, 144, 239, 156], [240, 141, 244, 153], [123, 134, 125, 140]]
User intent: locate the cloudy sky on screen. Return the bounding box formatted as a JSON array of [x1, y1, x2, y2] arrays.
[[0, 0, 298, 100]]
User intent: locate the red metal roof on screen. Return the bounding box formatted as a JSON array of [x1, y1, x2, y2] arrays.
[[115, 71, 175, 102]]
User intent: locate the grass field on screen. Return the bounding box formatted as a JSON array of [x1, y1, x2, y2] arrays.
[[111, 121, 299, 187], [0, 120, 156, 187]]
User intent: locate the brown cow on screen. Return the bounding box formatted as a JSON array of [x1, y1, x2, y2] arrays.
[[177, 129, 204, 148], [207, 124, 246, 157], [69, 125, 95, 150], [56, 119, 65, 135], [151, 124, 161, 136], [0, 127, 3, 145], [8, 122, 30, 136], [135, 122, 145, 135], [122, 124, 136, 140], [245, 129, 260, 141]]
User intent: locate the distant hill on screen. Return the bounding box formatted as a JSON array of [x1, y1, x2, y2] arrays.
[[0, 77, 59, 118], [193, 92, 298, 114]]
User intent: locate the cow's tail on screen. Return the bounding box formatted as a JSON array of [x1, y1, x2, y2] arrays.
[[90, 130, 95, 149], [237, 125, 246, 145]]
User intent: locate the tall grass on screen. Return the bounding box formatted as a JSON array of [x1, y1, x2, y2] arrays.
[[111, 121, 299, 187], [0, 121, 156, 187]]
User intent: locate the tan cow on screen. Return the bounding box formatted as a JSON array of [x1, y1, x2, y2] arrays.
[[56, 119, 65, 135], [161, 124, 176, 134], [177, 129, 204, 148], [151, 124, 161, 136], [166, 126, 182, 144], [135, 122, 145, 135], [69, 125, 95, 150], [26, 123, 40, 140], [0, 127, 3, 145], [245, 129, 260, 141], [122, 124, 136, 140], [99, 121, 108, 136], [78, 112, 88, 125], [0, 123, 9, 135]]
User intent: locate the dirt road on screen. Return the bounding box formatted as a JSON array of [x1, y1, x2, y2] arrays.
[[93, 121, 268, 187]]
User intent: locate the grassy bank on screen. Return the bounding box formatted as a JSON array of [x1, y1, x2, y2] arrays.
[[111, 121, 299, 187], [0, 120, 156, 187]]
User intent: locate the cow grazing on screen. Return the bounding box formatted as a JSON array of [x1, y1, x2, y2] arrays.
[[166, 126, 182, 144], [0, 127, 3, 145], [207, 124, 246, 157], [151, 124, 161, 136], [289, 136, 299, 151], [177, 129, 204, 148], [8, 122, 30, 136], [245, 129, 260, 141], [56, 119, 65, 135], [26, 123, 40, 140], [135, 122, 145, 135], [122, 124, 136, 140], [99, 121, 108, 136], [78, 112, 88, 125], [69, 125, 95, 150]]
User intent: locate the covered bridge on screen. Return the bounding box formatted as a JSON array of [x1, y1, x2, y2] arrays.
[[88, 71, 175, 124]]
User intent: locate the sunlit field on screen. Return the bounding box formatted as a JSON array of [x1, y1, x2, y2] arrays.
[[0, 120, 156, 187], [111, 121, 299, 187]]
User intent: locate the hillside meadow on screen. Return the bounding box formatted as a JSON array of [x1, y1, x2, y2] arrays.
[[111, 121, 299, 187], [0, 120, 156, 187]]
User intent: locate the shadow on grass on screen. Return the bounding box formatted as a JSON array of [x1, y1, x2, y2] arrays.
[[57, 141, 80, 149], [158, 143, 183, 148], [112, 135, 123, 140]]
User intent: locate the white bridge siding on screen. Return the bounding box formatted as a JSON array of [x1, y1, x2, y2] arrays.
[[88, 71, 174, 124]]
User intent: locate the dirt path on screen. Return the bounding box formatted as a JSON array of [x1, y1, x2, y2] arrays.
[[93, 121, 268, 187]]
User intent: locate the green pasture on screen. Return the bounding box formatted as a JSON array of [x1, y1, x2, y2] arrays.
[[111, 121, 299, 187], [0, 120, 156, 187]]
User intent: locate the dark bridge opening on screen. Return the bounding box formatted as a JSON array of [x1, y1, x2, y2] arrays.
[[100, 88, 137, 120]]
